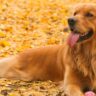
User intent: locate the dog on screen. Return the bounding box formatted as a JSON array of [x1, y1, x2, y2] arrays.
[[0, 3, 96, 96]]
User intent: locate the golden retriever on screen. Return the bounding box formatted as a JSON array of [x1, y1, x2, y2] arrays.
[[0, 3, 96, 96]]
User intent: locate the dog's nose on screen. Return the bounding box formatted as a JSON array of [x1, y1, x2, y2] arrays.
[[68, 18, 77, 27]]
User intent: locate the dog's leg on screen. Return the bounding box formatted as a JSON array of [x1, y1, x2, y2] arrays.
[[58, 82, 84, 96], [62, 66, 84, 96], [63, 85, 84, 96]]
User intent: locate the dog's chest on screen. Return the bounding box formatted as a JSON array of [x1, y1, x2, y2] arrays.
[[72, 45, 93, 77]]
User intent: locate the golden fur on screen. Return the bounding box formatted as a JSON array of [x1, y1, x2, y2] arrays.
[[0, 3, 96, 96]]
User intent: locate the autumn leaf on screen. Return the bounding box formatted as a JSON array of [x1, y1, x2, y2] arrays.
[[0, 40, 10, 47]]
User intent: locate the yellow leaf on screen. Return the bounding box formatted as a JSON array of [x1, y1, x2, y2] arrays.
[[0, 40, 10, 47], [47, 37, 59, 44], [32, 33, 40, 39], [4, 26, 13, 33], [0, 31, 5, 37], [41, 18, 49, 23]]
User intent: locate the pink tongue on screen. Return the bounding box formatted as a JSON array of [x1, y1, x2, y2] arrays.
[[67, 32, 80, 47]]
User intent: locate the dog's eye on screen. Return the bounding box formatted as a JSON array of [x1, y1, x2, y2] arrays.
[[74, 12, 77, 16], [85, 12, 94, 17]]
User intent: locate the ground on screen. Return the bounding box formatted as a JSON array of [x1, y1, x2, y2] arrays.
[[0, 0, 95, 96]]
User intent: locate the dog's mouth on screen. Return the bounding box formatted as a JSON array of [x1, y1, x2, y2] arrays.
[[67, 29, 93, 47], [78, 29, 93, 42]]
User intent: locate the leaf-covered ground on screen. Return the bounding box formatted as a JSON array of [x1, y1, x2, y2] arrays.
[[0, 0, 96, 96], [0, 79, 61, 96]]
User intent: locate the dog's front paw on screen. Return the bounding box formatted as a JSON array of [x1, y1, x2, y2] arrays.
[[56, 90, 84, 96], [62, 85, 84, 96]]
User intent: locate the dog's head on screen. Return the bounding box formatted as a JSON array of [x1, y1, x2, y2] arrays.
[[67, 4, 96, 47]]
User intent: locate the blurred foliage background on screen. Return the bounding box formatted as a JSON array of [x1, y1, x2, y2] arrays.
[[0, 0, 95, 96]]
